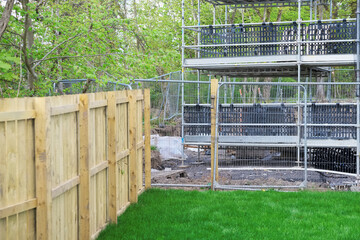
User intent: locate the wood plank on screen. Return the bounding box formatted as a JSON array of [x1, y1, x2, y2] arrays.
[[144, 89, 151, 189], [116, 202, 130, 216], [116, 97, 128, 104], [138, 187, 145, 195], [89, 100, 107, 109], [90, 161, 108, 177], [35, 97, 52, 240], [107, 92, 117, 223], [210, 79, 219, 190], [116, 149, 129, 162], [0, 110, 35, 122], [90, 222, 108, 240], [128, 91, 138, 203], [136, 141, 144, 150], [51, 176, 80, 199], [79, 94, 90, 240], [50, 104, 79, 116], [0, 199, 37, 219], [151, 170, 186, 180], [136, 92, 143, 191], [6, 109, 18, 238], [136, 95, 144, 101], [0, 121, 6, 238]]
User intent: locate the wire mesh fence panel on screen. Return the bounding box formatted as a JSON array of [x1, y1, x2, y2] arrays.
[[137, 80, 168, 121], [134, 71, 212, 122], [164, 82, 181, 120], [218, 146, 301, 168], [218, 83, 300, 104], [214, 83, 307, 187], [53, 80, 130, 95], [306, 71, 356, 103]]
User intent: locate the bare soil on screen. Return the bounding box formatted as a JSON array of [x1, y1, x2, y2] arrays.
[[151, 149, 358, 191], [149, 120, 358, 191]]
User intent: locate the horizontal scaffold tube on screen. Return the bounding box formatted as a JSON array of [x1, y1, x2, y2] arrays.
[[134, 80, 360, 86], [183, 18, 357, 29], [184, 39, 357, 49]]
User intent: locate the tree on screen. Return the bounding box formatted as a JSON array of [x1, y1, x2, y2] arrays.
[[0, 0, 15, 40]]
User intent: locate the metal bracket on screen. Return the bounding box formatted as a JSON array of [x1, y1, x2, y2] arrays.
[[211, 94, 216, 109], [299, 180, 308, 188]]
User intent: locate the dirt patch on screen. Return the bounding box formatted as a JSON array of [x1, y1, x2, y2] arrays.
[[151, 119, 181, 136], [151, 150, 163, 170], [150, 148, 358, 191]]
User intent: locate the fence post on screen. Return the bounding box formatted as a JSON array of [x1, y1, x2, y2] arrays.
[[79, 94, 90, 239], [129, 91, 138, 202], [144, 89, 151, 189], [34, 97, 52, 240], [210, 79, 219, 190], [107, 92, 117, 223]]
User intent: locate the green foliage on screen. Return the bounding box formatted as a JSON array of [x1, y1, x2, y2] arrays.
[[0, 0, 358, 98]]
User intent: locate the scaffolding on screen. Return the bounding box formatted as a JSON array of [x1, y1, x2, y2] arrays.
[[180, 0, 360, 189]]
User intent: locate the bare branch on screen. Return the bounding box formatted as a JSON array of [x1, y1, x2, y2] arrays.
[[32, 33, 81, 69], [75, 49, 122, 82], [31, 52, 124, 64], [82, 79, 92, 93]]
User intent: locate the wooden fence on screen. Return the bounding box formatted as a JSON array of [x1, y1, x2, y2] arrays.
[[0, 89, 151, 240]]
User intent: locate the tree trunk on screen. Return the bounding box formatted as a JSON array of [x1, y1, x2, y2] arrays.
[[263, 77, 272, 101], [0, 0, 15, 40], [316, 76, 326, 102], [21, 0, 38, 91]]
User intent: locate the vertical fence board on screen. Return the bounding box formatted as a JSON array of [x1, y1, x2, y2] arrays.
[[107, 92, 117, 223], [144, 89, 151, 189], [115, 90, 130, 211], [128, 91, 138, 203], [35, 97, 52, 240], [0, 118, 6, 238], [136, 90, 143, 191], [79, 94, 90, 239]]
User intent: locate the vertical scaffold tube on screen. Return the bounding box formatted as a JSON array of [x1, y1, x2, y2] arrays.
[[297, 0, 302, 169], [213, 5, 216, 25], [197, 0, 201, 105], [181, 0, 185, 160], [356, 0, 360, 180], [330, 0, 333, 19], [327, 69, 332, 102], [304, 84, 308, 186]]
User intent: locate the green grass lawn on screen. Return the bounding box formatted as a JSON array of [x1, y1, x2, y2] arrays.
[[98, 189, 360, 240]]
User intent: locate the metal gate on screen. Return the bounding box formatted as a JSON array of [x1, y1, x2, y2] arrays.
[[212, 81, 309, 190]]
